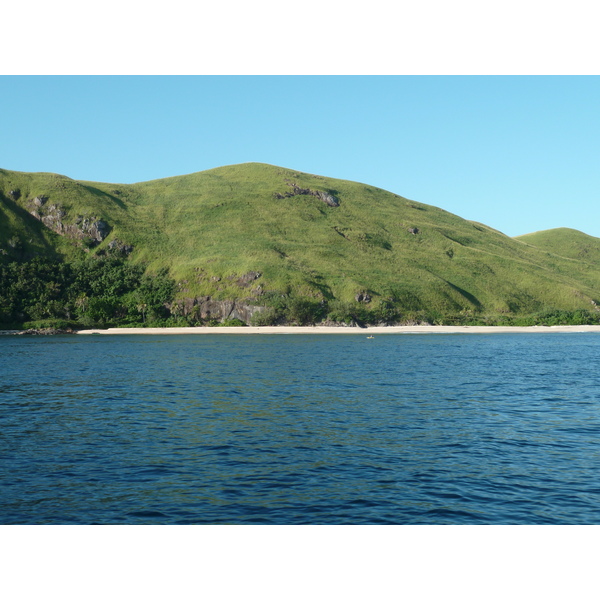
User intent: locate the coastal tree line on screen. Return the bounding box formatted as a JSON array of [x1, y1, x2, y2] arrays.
[[2, 255, 600, 330], [0, 256, 175, 329]]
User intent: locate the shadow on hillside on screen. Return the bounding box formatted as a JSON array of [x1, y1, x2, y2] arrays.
[[81, 185, 127, 210], [447, 281, 481, 308], [310, 276, 335, 300], [0, 194, 62, 261]]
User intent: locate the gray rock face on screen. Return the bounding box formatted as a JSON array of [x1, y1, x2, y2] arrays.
[[173, 296, 266, 324], [40, 205, 68, 231], [274, 183, 340, 207], [78, 217, 109, 242], [355, 292, 372, 303], [18, 328, 73, 335], [236, 271, 261, 287], [8, 189, 21, 200], [314, 190, 339, 207], [29, 198, 110, 246], [107, 239, 134, 255]]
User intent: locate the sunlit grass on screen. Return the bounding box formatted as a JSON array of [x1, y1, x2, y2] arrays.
[[3, 162, 600, 317]]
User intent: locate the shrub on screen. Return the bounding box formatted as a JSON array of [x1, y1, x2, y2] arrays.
[[159, 316, 192, 327], [22, 319, 74, 330], [283, 298, 325, 325], [219, 318, 247, 327], [370, 300, 401, 324], [326, 300, 369, 325], [250, 308, 279, 326]]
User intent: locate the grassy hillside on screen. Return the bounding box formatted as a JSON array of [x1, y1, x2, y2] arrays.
[[0, 185, 83, 264], [516, 228, 600, 265], [2, 163, 600, 325]]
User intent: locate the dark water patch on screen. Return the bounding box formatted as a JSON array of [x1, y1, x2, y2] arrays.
[[126, 510, 170, 518]]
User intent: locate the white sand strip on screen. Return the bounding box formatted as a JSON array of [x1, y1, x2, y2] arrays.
[[75, 325, 600, 335]]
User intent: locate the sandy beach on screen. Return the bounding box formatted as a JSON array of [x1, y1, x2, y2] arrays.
[[74, 325, 600, 335]]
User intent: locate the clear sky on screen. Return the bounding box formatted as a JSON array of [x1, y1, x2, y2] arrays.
[[2, 76, 599, 238]]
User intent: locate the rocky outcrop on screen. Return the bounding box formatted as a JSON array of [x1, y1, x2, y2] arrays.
[[28, 196, 110, 247], [8, 189, 21, 200], [83, 217, 109, 242], [170, 296, 266, 324], [275, 183, 339, 207], [41, 209, 109, 244], [107, 239, 134, 255], [38, 205, 65, 230], [235, 271, 261, 287], [355, 292, 372, 303], [17, 328, 74, 335]]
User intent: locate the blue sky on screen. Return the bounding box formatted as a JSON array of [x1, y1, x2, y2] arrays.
[[2, 75, 599, 238]]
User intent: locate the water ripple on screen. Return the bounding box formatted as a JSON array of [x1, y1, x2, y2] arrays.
[[2, 333, 600, 523]]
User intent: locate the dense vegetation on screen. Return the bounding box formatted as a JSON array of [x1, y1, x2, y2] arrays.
[[3, 162, 600, 329], [3, 254, 599, 330], [249, 294, 600, 327], [0, 257, 176, 329]]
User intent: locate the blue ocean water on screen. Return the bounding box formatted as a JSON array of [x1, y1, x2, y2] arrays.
[[1, 332, 600, 524]]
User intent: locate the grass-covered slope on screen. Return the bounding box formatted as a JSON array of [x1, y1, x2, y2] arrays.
[[0, 184, 83, 264], [516, 228, 600, 265], [2, 162, 600, 323]]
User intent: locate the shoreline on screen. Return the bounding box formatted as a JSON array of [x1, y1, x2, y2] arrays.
[[73, 325, 600, 335]]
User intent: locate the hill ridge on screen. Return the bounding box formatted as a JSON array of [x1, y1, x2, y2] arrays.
[[2, 162, 600, 327]]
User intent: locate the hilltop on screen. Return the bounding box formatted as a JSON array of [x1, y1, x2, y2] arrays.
[[2, 163, 600, 328], [516, 228, 600, 265]]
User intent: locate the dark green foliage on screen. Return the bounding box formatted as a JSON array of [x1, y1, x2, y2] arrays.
[[250, 308, 279, 326], [219, 318, 247, 327], [326, 300, 369, 325], [70, 257, 144, 298], [136, 269, 176, 321], [252, 294, 326, 325], [0, 258, 74, 325], [22, 319, 73, 330], [0, 256, 176, 329], [407, 309, 600, 327], [283, 298, 326, 325], [161, 316, 194, 328], [370, 300, 402, 324], [509, 309, 600, 326]]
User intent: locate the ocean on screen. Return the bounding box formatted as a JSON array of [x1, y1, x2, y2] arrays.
[[2, 332, 600, 524]]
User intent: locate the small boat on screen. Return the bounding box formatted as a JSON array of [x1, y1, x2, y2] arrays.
[[367, 335, 374, 339]]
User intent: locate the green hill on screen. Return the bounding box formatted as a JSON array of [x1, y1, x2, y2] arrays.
[[516, 228, 600, 265], [2, 163, 600, 327], [0, 185, 81, 263]]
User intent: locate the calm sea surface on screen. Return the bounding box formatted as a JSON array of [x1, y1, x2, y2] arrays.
[[2, 332, 600, 524]]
